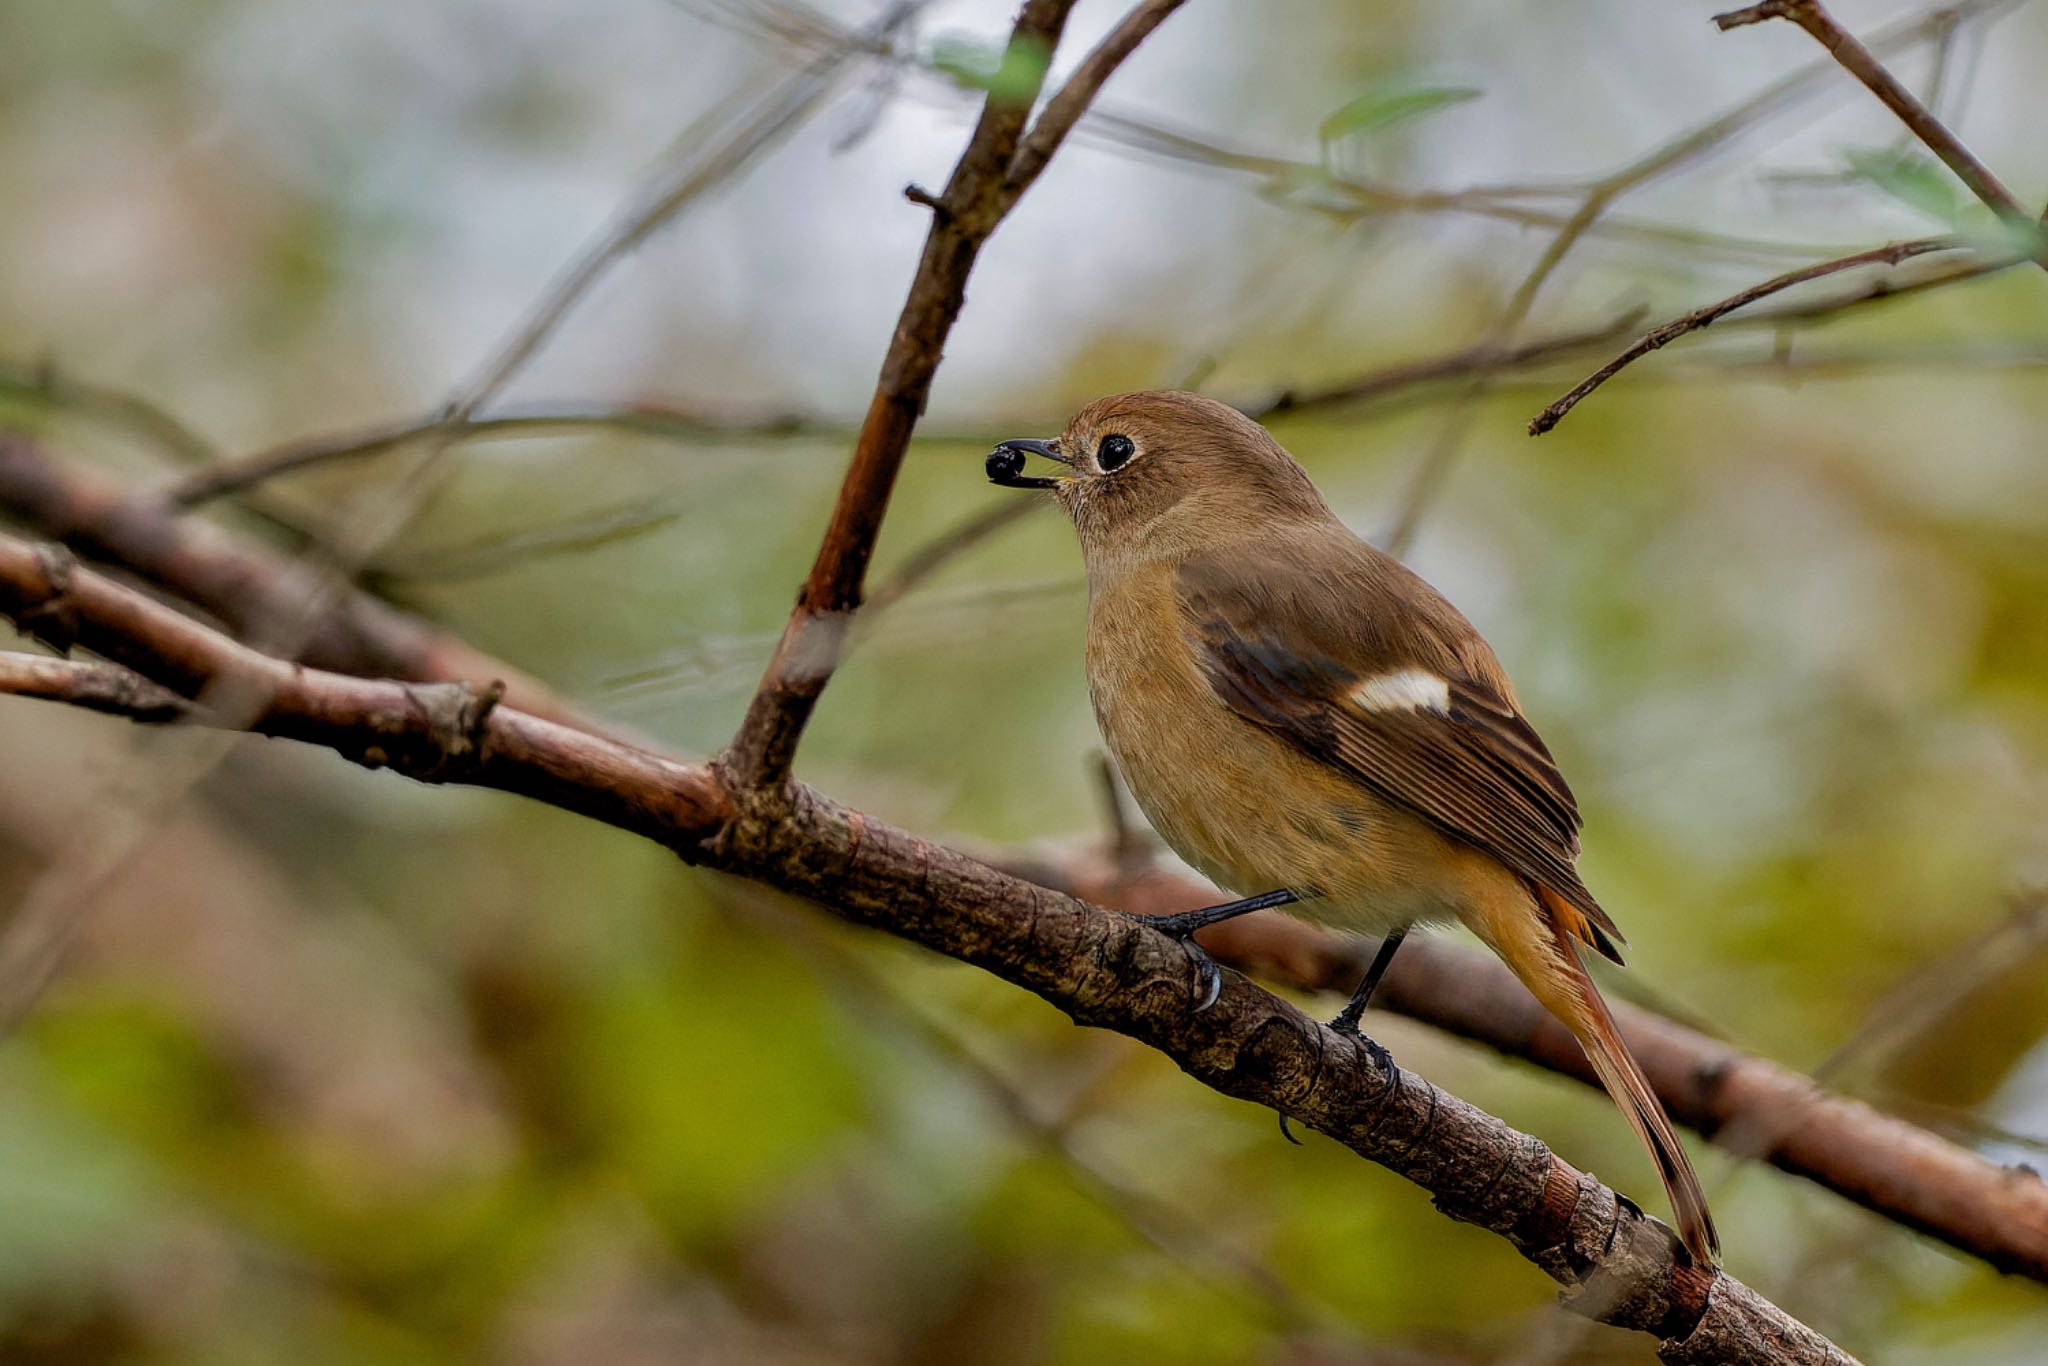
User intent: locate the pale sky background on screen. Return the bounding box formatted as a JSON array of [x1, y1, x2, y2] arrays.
[[14, 0, 2047, 438]]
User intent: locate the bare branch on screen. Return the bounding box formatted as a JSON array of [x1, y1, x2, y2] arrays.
[[1713, 0, 2044, 254], [1368, 0, 1925, 557], [1737, 245, 2026, 324], [862, 496, 1044, 617], [1528, 237, 1967, 435], [438, 5, 911, 432], [1004, 0, 1188, 192], [1246, 311, 1647, 419], [0, 359, 219, 467], [1354, 0, 2026, 551], [1813, 888, 2048, 1088], [724, 0, 1186, 790], [165, 401, 842, 509], [0, 528, 1862, 1361], [0, 652, 193, 722], [755, 0, 2014, 267], [149, 9, 902, 519], [0, 435, 582, 726]]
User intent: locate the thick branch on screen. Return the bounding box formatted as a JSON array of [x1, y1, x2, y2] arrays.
[[1027, 859, 2048, 1282], [0, 435, 581, 727], [0, 532, 1857, 1361], [724, 0, 1184, 789]]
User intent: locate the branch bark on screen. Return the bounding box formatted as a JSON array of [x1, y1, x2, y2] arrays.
[[0, 533, 1862, 1362], [1028, 858, 2048, 1283]]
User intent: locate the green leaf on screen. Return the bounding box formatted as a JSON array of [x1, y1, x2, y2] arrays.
[[1842, 147, 1960, 222], [1318, 85, 1481, 146], [930, 33, 1053, 107]]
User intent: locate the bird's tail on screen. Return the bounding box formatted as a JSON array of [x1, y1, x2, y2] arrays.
[[1486, 882, 1720, 1267]]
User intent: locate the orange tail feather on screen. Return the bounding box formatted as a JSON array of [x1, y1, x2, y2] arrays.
[[1506, 884, 1720, 1266]]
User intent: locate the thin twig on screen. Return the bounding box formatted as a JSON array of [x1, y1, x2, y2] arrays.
[[167, 402, 844, 508], [0, 652, 194, 722], [441, 4, 916, 433], [1714, 0, 2042, 253], [0, 359, 218, 467], [161, 8, 907, 514], [1092, 752, 1150, 871], [1814, 888, 2048, 1088], [862, 497, 1044, 616], [1003, 0, 1188, 191], [1371, 0, 1949, 555], [1528, 237, 1966, 435], [756, 0, 2016, 267], [1737, 245, 2025, 324], [1247, 311, 1648, 418]]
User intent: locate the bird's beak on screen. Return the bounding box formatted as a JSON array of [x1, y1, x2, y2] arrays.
[[985, 438, 1069, 490]]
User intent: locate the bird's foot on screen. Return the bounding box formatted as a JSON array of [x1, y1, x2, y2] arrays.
[[1141, 889, 1302, 1014], [1327, 1010, 1395, 1077], [1135, 909, 1225, 1010], [1278, 1022, 1396, 1147], [1179, 936, 1224, 1012]]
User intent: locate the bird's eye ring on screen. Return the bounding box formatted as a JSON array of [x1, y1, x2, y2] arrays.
[[1097, 434, 1136, 472]]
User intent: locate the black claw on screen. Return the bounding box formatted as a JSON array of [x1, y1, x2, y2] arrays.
[[1138, 889, 1302, 1016], [1278, 1113, 1303, 1145], [1186, 941, 1223, 1012], [1360, 1036, 1394, 1077]]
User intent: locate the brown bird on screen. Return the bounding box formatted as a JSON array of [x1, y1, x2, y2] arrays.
[[985, 389, 1718, 1266]]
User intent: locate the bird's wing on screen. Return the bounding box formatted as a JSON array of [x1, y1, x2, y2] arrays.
[[1176, 545, 1623, 960]]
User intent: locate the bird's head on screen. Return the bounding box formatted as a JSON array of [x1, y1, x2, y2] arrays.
[[986, 390, 1331, 573]]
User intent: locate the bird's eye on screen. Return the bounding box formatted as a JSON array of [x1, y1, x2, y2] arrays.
[[1097, 434, 1136, 472]]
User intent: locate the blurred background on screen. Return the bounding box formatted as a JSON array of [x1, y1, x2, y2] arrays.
[[3, 0, 2048, 1360]]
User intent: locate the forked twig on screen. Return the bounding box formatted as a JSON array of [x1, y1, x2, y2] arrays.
[[724, 0, 1187, 788]]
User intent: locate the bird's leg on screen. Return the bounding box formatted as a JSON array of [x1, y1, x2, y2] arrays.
[[1329, 927, 1407, 1036], [1327, 927, 1407, 1083], [1142, 888, 1302, 1012], [1278, 927, 1410, 1146]]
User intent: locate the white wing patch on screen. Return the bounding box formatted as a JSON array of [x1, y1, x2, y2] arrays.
[[1349, 668, 1451, 714]]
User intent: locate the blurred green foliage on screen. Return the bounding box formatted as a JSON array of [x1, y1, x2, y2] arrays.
[[3, 0, 2048, 1362]]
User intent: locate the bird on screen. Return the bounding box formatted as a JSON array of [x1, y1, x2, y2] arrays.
[[983, 389, 1718, 1267]]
